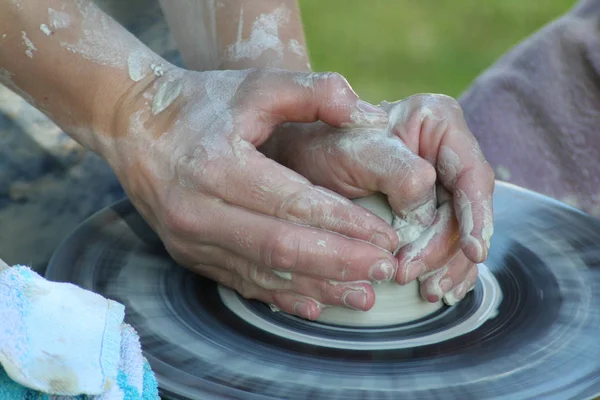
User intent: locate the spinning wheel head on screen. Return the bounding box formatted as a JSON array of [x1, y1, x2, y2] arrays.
[[46, 182, 600, 399]]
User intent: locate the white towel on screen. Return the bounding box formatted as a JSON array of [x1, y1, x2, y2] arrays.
[[0, 264, 125, 396]]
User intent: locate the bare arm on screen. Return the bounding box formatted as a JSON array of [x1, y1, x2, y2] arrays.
[[0, 0, 165, 153], [158, 0, 311, 71]]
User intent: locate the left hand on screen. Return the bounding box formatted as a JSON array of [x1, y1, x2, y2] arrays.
[[263, 94, 495, 304]]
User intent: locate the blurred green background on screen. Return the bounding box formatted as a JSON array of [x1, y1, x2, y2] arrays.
[[299, 0, 576, 103]]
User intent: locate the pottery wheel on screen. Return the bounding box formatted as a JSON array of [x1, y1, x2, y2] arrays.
[[45, 182, 600, 399]]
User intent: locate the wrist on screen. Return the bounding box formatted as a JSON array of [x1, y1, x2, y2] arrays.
[[87, 59, 181, 161]]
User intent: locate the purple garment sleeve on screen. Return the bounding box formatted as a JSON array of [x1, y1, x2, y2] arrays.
[[459, 0, 600, 217]]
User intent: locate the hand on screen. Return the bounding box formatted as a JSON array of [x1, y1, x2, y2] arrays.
[[101, 67, 402, 320], [266, 94, 494, 304], [383, 95, 494, 304]]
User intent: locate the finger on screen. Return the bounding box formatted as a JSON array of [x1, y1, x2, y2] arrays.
[[186, 245, 376, 310], [443, 263, 479, 306], [325, 129, 438, 227], [239, 69, 389, 130], [454, 185, 494, 263], [194, 152, 399, 252], [418, 250, 473, 303], [163, 195, 398, 283], [193, 263, 323, 320], [383, 95, 495, 263], [394, 202, 460, 285]]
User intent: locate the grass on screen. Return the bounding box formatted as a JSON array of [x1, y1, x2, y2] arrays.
[[299, 0, 576, 103]]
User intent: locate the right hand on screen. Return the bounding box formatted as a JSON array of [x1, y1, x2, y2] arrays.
[[261, 95, 494, 306], [100, 67, 401, 320]]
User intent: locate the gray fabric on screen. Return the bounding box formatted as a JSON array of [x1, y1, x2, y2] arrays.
[[459, 0, 600, 216]]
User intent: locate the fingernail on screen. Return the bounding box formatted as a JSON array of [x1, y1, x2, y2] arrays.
[[371, 233, 394, 252], [269, 303, 281, 312], [342, 289, 368, 310], [440, 277, 453, 294], [404, 260, 427, 283], [351, 100, 389, 126], [369, 260, 395, 281], [293, 300, 314, 320]]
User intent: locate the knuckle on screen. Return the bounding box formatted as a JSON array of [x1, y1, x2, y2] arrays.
[[162, 205, 194, 235], [425, 93, 460, 108], [261, 230, 300, 271], [321, 72, 351, 96], [276, 188, 314, 222], [399, 165, 436, 202], [333, 245, 361, 280], [414, 93, 463, 120], [325, 71, 346, 86]]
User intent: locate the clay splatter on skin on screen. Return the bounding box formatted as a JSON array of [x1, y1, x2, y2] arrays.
[[401, 203, 452, 269], [273, 270, 292, 281], [152, 79, 183, 115], [48, 8, 71, 29], [418, 265, 449, 299], [393, 207, 431, 247], [443, 281, 464, 305], [150, 63, 164, 77], [288, 39, 305, 57], [419, 106, 436, 121], [347, 107, 389, 127], [127, 51, 148, 82], [10, 0, 23, 10], [481, 201, 494, 249], [21, 31, 37, 58], [291, 72, 327, 89], [438, 145, 462, 187], [60, 1, 128, 68], [226, 5, 290, 62], [456, 189, 485, 260], [250, 266, 289, 289], [336, 130, 416, 178], [40, 24, 53, 36]]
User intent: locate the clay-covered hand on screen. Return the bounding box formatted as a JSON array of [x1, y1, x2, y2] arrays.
[[265, 94, 494, 304], [100, 67, 401, 320], [382, 95, 494, 304]]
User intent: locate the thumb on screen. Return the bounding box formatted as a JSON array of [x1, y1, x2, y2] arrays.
[[244, 69, 389, 128]]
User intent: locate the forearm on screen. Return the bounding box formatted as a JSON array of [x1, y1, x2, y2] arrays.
[[159, 0, 311, 72], [0, 0, 168, 153]]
